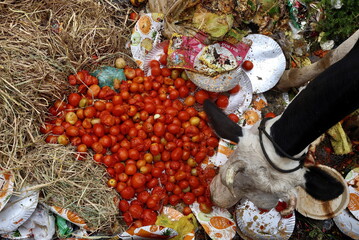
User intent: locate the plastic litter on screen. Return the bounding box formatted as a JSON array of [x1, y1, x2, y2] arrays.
[[17, 204, 55, 240], [55, 216, 72, 238], [91, 66, 125, 89]]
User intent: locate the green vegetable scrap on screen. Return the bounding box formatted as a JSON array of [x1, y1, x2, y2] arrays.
[[192, 5, 234, 38], [156, 213, 198, 240], [327, 122, 352, 155]]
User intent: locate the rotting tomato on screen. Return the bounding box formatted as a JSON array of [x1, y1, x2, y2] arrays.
[[159, 54, 168, 66], [42, 67, 221, 226], [242, 60, 254, 71], [169, 194, 181, 206], [216, 95, 229, 109], [229, 85, 241, 94], [119, 199, 130, 212], [129, 204, 143, 219], [195, 90, 209, 104], [183, 192, 195, 205], [142, 209, 157, 226], [199, 202, 212, 213], [68, 93, 82, 107], [228, 113, 240, 123], [132, 173, 146, 189], [120, 186, 135, 200], [125, 164, 137, 175], [137, 191, 150, 204], [265, 112, 276, 118]]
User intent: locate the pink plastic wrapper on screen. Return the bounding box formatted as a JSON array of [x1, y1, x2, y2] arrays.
[[167, 33, 251, 75], [167, 33, 205, 71]]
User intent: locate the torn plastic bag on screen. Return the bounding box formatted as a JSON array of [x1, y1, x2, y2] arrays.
[[91, 66, 125, 89]]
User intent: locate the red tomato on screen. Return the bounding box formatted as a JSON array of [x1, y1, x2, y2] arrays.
[[93, 123, 105, 137], [146, 197, 158, 209], [112, 105, 125, 116], [229, 85, 241, 94], [129, 204, 143, 219], [68, 93, 81, 107], [132, 173, 146, 189], [99, 135, 112, 148], [125, 164, 137, 175], [118, 200, 130, 212], [161, 67, 171, 77], [171, 148, 183, 161], [159, 54, 168, 66], [103, 155, 115, 167], [199, 202, 213, 213], [128, 148, 140, 160], [151, 167, 162, 178], [114, 163, 125, 174], [169, 89, 179, 100], [183, 206, 192, 215], [192, 185, 205, 196], [242, 60, 254, 71], [151, 66, 161, 77], [81, 134, 94, 147], [84, 106, 96, 118], [216, 95, 229, 108], [117, 148, 129, 161], [165, 182, 175, 192], [93, 101, 105, 112], [120, 186, 135, 200], [195, 90, 209, 104], [188, 176, 200, 188], [174, 170, 187, 181], [179, 180, 189, 189], [129, 12, 138, 20], [265, 112, 276, 118], [52, 125, 64, 135], [123, 212, 133, 226], [118, 173, 129, 182], [124, 68, 136, 80], [149, 60, 160, 68], [147, 178, 159, 188], [142, 209, 157, 226], [144, 102, 156, 114], [137, 191, 150, 204], [169, 194, 181, 206], [183, 192, 195, 205], [228, 113, 239, 123], [206, 137, 219, 148], [178, 111, 190, 121], [153, 122, 165, 137]]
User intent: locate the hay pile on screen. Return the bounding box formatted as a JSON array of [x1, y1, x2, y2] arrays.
[[0, 0, 136, 234]]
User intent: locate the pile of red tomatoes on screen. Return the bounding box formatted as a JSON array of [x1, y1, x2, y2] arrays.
[[40, 54, 241, 227]]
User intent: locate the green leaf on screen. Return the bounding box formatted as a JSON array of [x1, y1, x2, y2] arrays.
[[309, 229, 318, 238], [268, 5, 280, 16]]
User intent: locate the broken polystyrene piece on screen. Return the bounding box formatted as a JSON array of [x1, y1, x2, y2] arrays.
[[18, 204, 55, 240], [0, 188, 39, 233], [0, 171, 14, 212], [235, 199, 295, 240]]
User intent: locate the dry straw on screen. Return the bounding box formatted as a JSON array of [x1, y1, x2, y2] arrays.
[[0, 0, 137, 234]]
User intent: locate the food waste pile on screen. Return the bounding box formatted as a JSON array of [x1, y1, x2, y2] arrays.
[[0, 0, 358, 239]]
